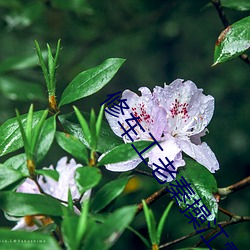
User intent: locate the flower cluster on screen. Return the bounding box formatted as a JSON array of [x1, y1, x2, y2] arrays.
[[103, 79, 219, 181], [11, 157, 89, 231]]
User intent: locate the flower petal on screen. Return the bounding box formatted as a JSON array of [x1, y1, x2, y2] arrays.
[[104, 157, 143, 172], [105, 88, 167, 142], [153, 79, 214, 137], [178, 138, 219, 173], [16, 178, 40, 194], [148, 137, 185, 182]]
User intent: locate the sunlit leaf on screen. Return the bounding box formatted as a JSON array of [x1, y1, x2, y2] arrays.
[[213, 16, 250, 65], [59, 58, 125, 106]]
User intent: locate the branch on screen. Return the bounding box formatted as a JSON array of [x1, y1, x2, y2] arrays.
[[134, 169, 154, 177], [136, 186, 169, 215], [218, 176, 250, 199], [211, 0, 250, 66], [159, 226, 211, 249], [193, 215, 250, 247]]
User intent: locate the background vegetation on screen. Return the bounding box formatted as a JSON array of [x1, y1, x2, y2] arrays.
[[0, 0, 249, 249]]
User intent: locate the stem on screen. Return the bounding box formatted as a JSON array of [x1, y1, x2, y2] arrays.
[[218, 176, 250, 199], [136, 187, 169, 215]]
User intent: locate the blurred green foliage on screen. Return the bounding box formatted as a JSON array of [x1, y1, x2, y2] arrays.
[[0, 0, 249, 249]]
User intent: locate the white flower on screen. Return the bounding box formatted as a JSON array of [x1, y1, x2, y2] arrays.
[[12, 157, 90, 231], [102, 79, 219, 182]]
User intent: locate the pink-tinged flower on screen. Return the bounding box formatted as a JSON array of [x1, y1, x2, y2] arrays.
[[12, 157, 90, 231], [102, 79, 219, 181]]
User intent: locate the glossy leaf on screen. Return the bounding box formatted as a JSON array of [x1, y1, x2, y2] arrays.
[[59, 112, 123, 153], [0, 111, 44, 157], [91, 176, 132, 213], [97, 140, 153, 166], [0, 164, 27, 190], [221, 0, 250, 11], [0, 192, 65, 216], [56, 131, 89, 165], [213, 16, 250, 65], [36, 169, 59, 181], [4, 154, 28, 175], [75, 167, 102, 194], [83, 205, 137, 250], [167, 158, 218, 222], [36, 116, 56, 162], [0, 76, 46, 102], [157, 201, 174, 244], [59, 58, 125, 106], [0, 228, 60, 250], [142, 200, 157, 244]]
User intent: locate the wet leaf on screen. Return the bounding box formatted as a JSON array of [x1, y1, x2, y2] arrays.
[[59, 58, 125, 106], [0, 111, 44, 157], [167, 158, 218, 222], [213, 16, 250, 65]]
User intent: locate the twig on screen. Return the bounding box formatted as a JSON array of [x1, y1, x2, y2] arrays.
[[218, 206, 234, 218], [134, 169, 154, 177], [193, 215, 250, 247], [218, 176, 250, 199], [136, 187, 169, 215], [159, 226, 211, 249], [211, 0, 250, 66]]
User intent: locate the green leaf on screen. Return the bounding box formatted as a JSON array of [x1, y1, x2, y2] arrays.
[[36, 116, 56, 162], [0, 192, 65, 216], [83, 205, 136, 250], [221, 0, 250, 11], [157, 201, 174, 244], [36, 169, 59, 181], [0, 111, 44, 157], [75, 167, 102, 194], [96, 105, 105, 140], [73, 106, 91, 147], [213, 16, 250, 65], [91, 176, 132, 213], [0, 164, 27, 190], [89, 109, 97, 150], [0, 76, 46, 102], [0, 228, 60, 250], [52, 0, 93, 14], [142, 200, 157, 245], [167, 158, 218, 222], [4, 154, 28, 175], [127, 226, 151, 248], [62, 215, 80, 250], [56, 131, 89, 165], [59, 58, 125, 106], [59, 112, 123, 153], [97, 140, 153, 166]]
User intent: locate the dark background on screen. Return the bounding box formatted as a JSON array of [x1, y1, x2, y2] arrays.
[[0, 0, 249, 249]]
